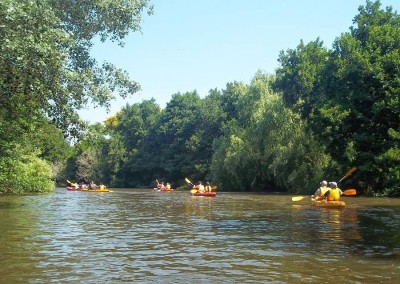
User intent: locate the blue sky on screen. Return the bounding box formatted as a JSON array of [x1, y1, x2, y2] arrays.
[[80, 0, 399, 123]]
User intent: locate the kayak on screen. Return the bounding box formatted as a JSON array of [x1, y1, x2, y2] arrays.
[[81, 188, 113, 193], [311, 199, 346, 208], [191, 192, 217, 197], [154, 188, 174, 192], [67, 186, 112, 192], [66, 186, 81, 191]]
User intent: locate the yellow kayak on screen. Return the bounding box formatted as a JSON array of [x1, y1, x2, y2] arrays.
[[311, 199, 346, 208], [81, 188, 113, 193]]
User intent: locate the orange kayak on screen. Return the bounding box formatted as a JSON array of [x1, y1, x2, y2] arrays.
[[191, 192, 217, 197], [311, 199, 346, 208]]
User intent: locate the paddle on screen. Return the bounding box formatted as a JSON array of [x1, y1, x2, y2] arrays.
[[211, 186, 218, 191], [339, 167, 357, 182], [66, 180, 78, 188], [190, 189, 197, 194], [185, 177, 193, 185], [292, 189, 357, 201]]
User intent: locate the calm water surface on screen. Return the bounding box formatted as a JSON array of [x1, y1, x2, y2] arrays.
[[0, 188, 399, 283]]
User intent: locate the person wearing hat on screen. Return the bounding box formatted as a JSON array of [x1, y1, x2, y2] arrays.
[[313, 180, 328, 201], [205, 182, 212, 192], [326, 181, 343, 201], [193, 181, 205, 193]]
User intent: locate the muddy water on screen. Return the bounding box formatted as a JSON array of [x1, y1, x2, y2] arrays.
[[0, 188, 399, 283]]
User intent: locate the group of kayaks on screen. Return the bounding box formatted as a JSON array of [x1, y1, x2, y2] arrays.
[[153, 187, 217, 197], [66, 184, 217, 197]]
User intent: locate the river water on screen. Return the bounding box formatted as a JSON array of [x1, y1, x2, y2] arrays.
[[0, 188, 399, 283]]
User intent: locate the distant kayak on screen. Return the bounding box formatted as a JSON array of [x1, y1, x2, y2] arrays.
[[66, 186, 81, 191], [191, 192, 217, 197], [66, 186, 112, 192], [155, 188, 174, 192], [311, 199, 346, 208]]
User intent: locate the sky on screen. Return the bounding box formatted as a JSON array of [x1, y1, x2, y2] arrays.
[[79, 0, 400, 123]]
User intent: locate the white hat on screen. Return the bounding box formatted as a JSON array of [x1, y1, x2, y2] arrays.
[[321, 180, 327, 186], [330, 181, 337, 187]]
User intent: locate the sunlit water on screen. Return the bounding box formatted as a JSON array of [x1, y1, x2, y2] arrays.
[[0, 188, 399, 283]]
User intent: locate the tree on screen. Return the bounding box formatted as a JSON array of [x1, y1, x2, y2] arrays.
[[0, 0, 153, 135], [327, 0, 400, 194], [0, 0, 153, 193], [212, 72, 330, 192], [273, 0, 400, 195]]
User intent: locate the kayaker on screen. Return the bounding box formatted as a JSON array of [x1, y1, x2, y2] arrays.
[[89, 181, 98, 190], [165, 183, 171, 190], [313, 180, 328, 201], [205, 182, 212, 192], [194, 181, 205, 193], [160, 182, 166, 190], [326, 181, 343, 201]]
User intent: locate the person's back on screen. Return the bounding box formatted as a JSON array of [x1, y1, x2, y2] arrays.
[[314, 181, 328, 200], [326, 182, 342, 201], [89, 181, 98, 190]]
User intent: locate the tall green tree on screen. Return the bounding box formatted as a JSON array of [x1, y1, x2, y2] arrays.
[[0, 0, 153, 193], [327, 0, 400, 195], [212, 72, 330, 192], [274, 0, 400, 195]]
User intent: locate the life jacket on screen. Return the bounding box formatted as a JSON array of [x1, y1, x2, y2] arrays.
[[198, 184, 205, 192], [166, 184, 171, 190], [327, 188, 341, 201], [318, 186, 328, 198]]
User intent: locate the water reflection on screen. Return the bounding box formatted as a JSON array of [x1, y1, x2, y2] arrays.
[[0, 189, 399, 283]]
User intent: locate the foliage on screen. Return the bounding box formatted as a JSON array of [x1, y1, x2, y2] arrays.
[[274, 0, 400, 195], [0, 0, 152, 193], [0, 147, 54, 194], [212, 72, 330, 192]]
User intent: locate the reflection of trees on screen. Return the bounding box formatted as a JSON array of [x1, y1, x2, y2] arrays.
[[289, 205, 361, 251], [0, 197, 47, 282], [350, 207, 400, 258]]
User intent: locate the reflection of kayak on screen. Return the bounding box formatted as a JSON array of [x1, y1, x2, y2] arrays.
[[81, 188, 113, 193], [311, 199, 346, 208], [191, 192, 217, 197]]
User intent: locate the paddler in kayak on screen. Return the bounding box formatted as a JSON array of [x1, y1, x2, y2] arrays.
[[193, 181, 205, 193], [204, 182, 212, 193], [325, 181, 343, 201], [313, 180, 328, 201], [160, 182, 166, 191], [89, 180, 98, 190], [165, 182, 171, 190]]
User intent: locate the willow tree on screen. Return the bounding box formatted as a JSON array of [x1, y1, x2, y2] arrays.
[[212, 72, 330, 193], [0, 0, 153, 193]]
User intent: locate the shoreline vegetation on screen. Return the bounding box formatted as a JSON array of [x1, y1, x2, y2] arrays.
[[1, 1, 399, 197]]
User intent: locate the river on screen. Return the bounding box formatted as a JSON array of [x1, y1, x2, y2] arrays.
[[0, 188, 399, 283]]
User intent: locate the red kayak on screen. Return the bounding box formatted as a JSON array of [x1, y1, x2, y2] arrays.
[[191, 192, 217, 197], [66, 186, 82, 191], [154, 188, 174, 192]]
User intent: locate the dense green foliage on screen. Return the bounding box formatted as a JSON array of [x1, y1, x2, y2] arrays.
[[274, 0, 400, 195], [1, 1, 399, 196], [0, 0, 153, 194]]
